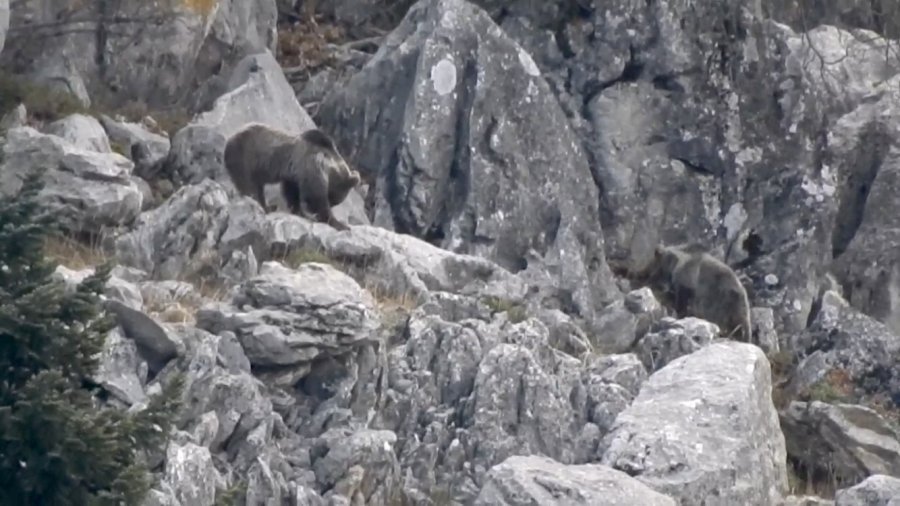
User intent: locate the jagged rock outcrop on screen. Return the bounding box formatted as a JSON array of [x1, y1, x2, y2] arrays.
[[1, 0, 278, 108], [100, 115, 171, 168], [600, 342, 788, 505], [829, 73, 900, 336], [114, 179, 267, 282], [196, 261, 380, 384], [0, 125, 143, 233], [789, 290, 900, 411], [462, 0, 900, 342], [635, 316, 722, 372], [318, 0, 620, 331], [474, 455, 677, 505], [782, 401, 900, 484], [7, 0, 900, 504]]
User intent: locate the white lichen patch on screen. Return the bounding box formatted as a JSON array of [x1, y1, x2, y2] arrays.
[[723, 203, 747, 242], [431, 57, 457, 96], [517, 47, 541, 77]]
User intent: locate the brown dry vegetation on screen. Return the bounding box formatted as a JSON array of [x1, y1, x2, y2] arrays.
[[42, 233, 110, 270], [276, 17, 347, 72]]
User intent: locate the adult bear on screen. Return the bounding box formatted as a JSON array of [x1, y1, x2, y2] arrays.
[[641, 244, 754, 343], [223, 123, 361, 231]]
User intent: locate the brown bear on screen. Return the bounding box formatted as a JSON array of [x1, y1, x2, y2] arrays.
[[223, 123, 361, 231], [641, 244, 754, 343]]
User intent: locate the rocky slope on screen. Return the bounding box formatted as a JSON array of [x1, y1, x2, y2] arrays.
[[1, 0, 900, 504]]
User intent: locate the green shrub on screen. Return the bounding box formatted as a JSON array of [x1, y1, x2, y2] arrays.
[[0, 168, 183, 505]]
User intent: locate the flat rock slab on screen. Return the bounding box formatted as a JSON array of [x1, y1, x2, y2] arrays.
[[474, 455, 676, 506]]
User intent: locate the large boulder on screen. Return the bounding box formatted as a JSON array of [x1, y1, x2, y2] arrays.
[[834, 474, 900, 506], [829, 74, 900, 336], [0, 0, 277, 108], [600, 341, 789, 505], [196, 261, 380, 376], [318, 0, 619, 327]]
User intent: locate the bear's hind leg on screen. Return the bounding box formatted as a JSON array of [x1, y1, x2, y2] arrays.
[[253, 182, 269, 212], [281, 181, 315, 219]]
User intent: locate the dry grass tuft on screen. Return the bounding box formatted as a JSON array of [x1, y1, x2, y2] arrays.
[[43, 233, 110, 270], [182, 0, 217, 17]]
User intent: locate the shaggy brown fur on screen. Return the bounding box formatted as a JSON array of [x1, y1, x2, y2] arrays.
[[641, 244, 754, 343], [223, 123, 361, 231]]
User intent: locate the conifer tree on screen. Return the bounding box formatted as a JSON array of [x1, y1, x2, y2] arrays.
[[0, 168, 184, 505]]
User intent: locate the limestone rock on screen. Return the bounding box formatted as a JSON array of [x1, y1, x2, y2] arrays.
[[44, 113, 111, 153], [0, 126, 142, 234], [1, 0, 277, 108], [474, 455, 677, 506], [196, 261, 379, 368], [600, 342, 789, 505], [318, 0, 619, 327], [835, 474, 900, 506], [163, 440, 218, 506], [782, 401, 900, 484]]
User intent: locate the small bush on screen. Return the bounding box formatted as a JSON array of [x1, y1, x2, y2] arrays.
[[0, 74, 87, 123], [483, 296, 528, 324], [42, 233, 110, 270]]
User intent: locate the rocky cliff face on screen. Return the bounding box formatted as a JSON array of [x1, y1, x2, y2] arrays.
[[1, 0, 899, 504]]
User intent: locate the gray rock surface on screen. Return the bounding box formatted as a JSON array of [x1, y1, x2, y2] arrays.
[[318, 0, 620, 329], [835, 474, 900, 506], [196, 261, 379, 370], [636, 317, 721, 372], [789, 290, 900, 409], [829, 73, 900, 336], [312, 428, 401, 505], [93, 327, 148, 406], [782, 401, 900, 484], [114, 179, 268, 282], [0, 0, 8, 56], [0, 126, 143, 233], [600, 342, 788, 505], [474, 455, 676, 506], [163, 440, 219, 506], [99, 115, 171, 168], [783, 496, 835, 506], [44, 114, 112, 153], [1, 0, 277, 108]]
